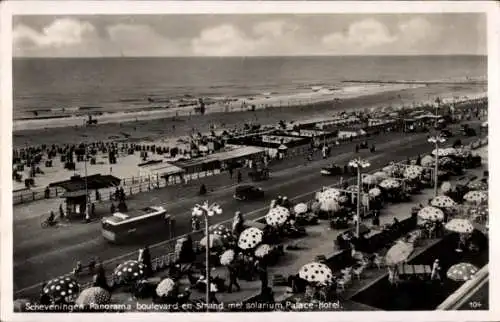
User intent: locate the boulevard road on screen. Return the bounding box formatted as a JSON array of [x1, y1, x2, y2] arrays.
[[13, 122, 482, 295]]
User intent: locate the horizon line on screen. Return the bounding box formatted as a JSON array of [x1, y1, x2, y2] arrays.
[[13, 54, 487, 59]]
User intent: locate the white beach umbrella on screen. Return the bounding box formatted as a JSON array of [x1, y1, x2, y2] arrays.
[[379, 178, 401, 190], [220, 249, 235, 266], [373, 171, 389, 180], [430, 195, 457, 208], [463, 191, 488, 205], [467, 181, 488, 191], [319, 188, 342, 201], [445, 218, 474, 234], [238, 227, 263, 250], [265, 206, 290, 227], [421, 155, 435, 167], [383, 165, 397, 174], [362, 174, 379, 185], [155, 278, 177, 297], [200, 234, 223, 249], [404, 165, 423, 180], [441, 181, 452, 193], [432, 149, 452, 157], [298, 262, 333, 285], [255, 244, 272, 258], [294, 203, 308, 214], [385, 241, 414, 266], [368, 187, 382, 198], [417, 206, 445, 222], [447, 263, 479, 282]]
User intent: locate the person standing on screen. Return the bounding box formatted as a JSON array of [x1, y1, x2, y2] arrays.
[[255, 260, 268, 292], [142, 245, 152, 277], [431, 259, 441, 281], [227, 263, 241, 293], [237, 170, 242, 183], [59, 204, 65, 220]]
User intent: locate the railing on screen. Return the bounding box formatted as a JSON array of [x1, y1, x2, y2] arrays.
[[11, 126, 385, 206], [12, 169, 224, 206], [437, 264, 488, 310], [14, 136, 488, 299]]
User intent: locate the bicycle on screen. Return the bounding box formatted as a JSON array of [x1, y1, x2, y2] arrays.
[[41, 218, 58, 228]]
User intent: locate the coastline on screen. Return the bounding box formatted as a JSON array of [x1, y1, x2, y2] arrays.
[[13, 82, 486, 149]]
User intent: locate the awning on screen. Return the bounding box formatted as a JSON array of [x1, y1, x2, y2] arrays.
[[61, 190, 88, 198], [49, 174, 121, 192]]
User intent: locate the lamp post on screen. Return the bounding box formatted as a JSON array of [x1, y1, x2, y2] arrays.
[[192, 201, 223, 311], [348, 158, 371, 238], [428, 135, 446, 197]]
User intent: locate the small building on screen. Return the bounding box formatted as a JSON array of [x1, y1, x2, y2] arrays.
[[49, 174, 121, 218]]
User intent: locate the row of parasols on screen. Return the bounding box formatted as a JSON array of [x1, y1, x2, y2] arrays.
[[18, 261, 187, 308], [295, 259, 480, 288]]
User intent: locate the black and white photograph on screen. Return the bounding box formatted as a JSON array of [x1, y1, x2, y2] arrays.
[[1, 1, 498, 320]]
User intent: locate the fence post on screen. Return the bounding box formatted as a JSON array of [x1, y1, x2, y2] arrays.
[[157, 174, 159, 188], [33, 192, 36, 201], [148, 175, 151, 190], [20, 194, 23, 203]]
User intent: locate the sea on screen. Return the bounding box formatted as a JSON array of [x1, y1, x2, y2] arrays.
[[13, 55, 486, 122]]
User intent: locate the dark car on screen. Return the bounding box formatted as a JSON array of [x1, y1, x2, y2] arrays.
[[440, 129, 453, 138], [320, 163, 343, 176], [234, 185, 264, 201]]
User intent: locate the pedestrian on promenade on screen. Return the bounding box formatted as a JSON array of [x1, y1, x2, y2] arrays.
[[431, 259, 441, 281], [237, 170, 242, 183], [229, 167, 233, 179], [192, 216, 201, 232], [232, 211, 244, 237], [142, 245, 152, 277], [227, 263, 241, 293], [255, 260, 268, 292], [39, 282, 50, 305], [91, 203, 96, 217], [110, 203, 116, 214], [59, 204, 65, 220]]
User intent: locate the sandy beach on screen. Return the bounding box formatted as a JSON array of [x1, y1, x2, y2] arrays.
[[13, 82, 486, 149]]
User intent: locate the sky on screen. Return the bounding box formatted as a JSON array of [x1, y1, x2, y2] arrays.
[[12, 13, 487, 57]]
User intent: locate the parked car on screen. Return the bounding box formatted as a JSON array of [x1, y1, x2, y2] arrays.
[[440, 129, 453, 138], [234, 185, 265, 201], [320, 163, 343, 176], [461, 124, 477, 137]]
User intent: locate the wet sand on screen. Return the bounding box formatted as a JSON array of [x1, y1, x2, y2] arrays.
[[13, 83, 486, 149]]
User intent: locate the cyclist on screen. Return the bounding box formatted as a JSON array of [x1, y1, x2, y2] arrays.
[[47, 211, 56, 226]]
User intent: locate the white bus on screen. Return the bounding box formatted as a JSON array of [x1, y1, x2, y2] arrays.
[[101, 206, 171, 243]]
